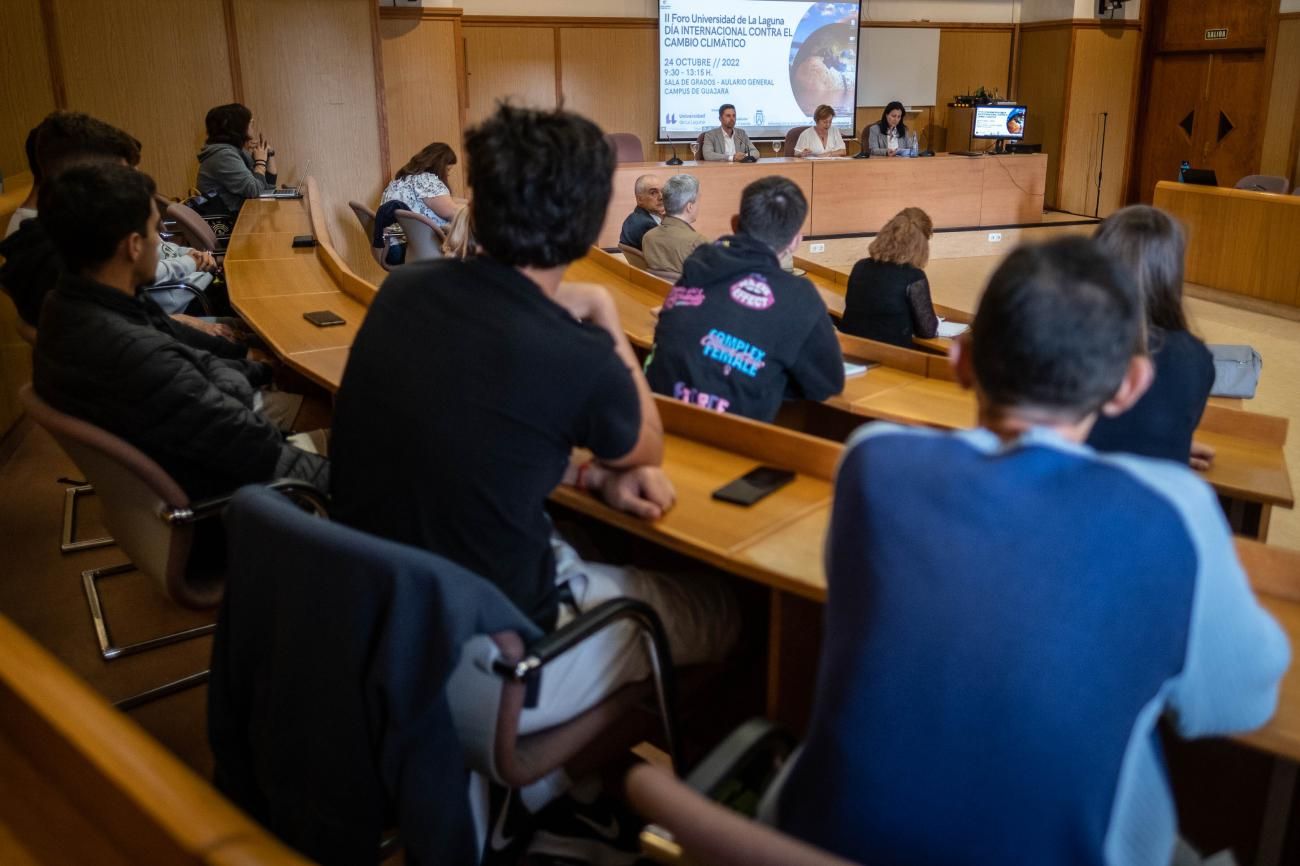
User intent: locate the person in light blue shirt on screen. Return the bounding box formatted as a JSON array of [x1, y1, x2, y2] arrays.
[[776, 236, 1289, 866]]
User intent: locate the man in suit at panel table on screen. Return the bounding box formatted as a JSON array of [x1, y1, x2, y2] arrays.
[[701, 104, 760, 162], [618, 173, 664, 250], [641, 174, 707, 276]]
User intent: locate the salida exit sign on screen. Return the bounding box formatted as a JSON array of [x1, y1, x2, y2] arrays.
[[1204, 28, 1228, 39]]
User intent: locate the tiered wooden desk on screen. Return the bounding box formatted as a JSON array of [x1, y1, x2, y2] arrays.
[[793, 253, 1295, 540], [224, 178, 374, 391], [580, 246, 1293, 540], [0, 612, 308, 865], [1152, 181, 1300, 308], [223, 191, 1300, 815], [599, 154, 1048, 248]]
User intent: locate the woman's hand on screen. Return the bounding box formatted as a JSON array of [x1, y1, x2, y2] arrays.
[[251, 135, 270, 163]]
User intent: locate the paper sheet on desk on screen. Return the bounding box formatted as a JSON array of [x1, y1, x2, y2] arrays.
[[844, 361, 878, 378], [936, 319, 969, 338]]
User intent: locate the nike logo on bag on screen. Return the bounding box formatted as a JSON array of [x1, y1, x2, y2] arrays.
[[575, 813, 621, 841], [489, 790, 515, 851]]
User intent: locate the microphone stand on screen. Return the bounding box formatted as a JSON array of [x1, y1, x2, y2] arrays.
[[665, 129, 683, 166], [1094, 111, 1109, 218]]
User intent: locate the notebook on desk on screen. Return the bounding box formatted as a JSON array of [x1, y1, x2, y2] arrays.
[[936, 319, 969, 338]]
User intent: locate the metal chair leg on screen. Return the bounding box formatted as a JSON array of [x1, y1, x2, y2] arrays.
[[82, 564, 216, 661], [114, 670, 210, 712], [61, 484, 114, 553]]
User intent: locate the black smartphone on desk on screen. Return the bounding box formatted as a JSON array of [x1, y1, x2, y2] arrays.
[[303, 310, 345, 327], [712, 466, 796, 507]]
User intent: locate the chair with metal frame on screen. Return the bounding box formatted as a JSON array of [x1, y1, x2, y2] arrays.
[[1235, 175, 1290, 195], [349, 200, 394, 272], [11, 322, 113, 553], [214, 484, 683, 864], [394, 209, 447, 263], [619, 243, 651, 271], [18, 384, 329, 709], [168, 200, 231, 253]]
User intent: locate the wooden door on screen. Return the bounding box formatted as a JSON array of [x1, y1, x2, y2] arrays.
[[1131, 0, 1273, 201], [1134, 51, 1267, 201]]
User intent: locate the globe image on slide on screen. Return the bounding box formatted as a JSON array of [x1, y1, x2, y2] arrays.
[[788, 6, 858, 115]]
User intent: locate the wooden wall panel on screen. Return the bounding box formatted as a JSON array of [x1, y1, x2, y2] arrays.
[[559, 27, 658, 158], [233, 0, 386, 284], [1261, 18, 1300, 180], [933, 30, 1014, 151], [1015, 26, 1072, 207], [51, 0, 234, 197], [1057, 27, 1141, 216], [0, 0, 56, 179], [463, 27, 557, 128], [379, 15, 467, 194]]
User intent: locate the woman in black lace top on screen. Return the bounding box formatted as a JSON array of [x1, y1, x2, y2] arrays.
[[839, 207, 938, 348]]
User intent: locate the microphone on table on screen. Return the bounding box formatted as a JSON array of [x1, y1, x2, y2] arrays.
[[665, 126, 683, 166], [918, 127, 935, 158], [854, 128, 870, 159]]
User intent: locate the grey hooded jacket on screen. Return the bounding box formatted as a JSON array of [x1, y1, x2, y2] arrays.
[[196, 142, 276, 213]]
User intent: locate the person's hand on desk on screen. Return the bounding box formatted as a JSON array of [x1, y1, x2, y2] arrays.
[[188, 250, 219, 272], [583, 463, 677, 520], [1190, 440, 1216, 472]]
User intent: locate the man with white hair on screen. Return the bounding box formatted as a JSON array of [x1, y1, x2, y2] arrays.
[[641, 173, 706, 275], [618, 173, 664, 249]]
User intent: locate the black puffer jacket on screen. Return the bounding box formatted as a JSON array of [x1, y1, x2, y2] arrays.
[[0, 219, 245, 360], [34, 272, 329, 499]]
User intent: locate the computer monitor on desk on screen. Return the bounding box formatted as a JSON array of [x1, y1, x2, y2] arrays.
[[972, 104, 1027, 154]]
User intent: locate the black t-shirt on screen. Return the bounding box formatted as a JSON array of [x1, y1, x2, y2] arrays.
[[1088, 328, 1214, 463], [644, 233, 845, 423], [330, 258, 642, 629]]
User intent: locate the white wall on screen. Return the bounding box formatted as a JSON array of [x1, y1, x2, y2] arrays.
[[1281, 0, 1300, 13]]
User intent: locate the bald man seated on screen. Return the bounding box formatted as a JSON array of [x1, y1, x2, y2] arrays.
[[618, 173, 664, 250]]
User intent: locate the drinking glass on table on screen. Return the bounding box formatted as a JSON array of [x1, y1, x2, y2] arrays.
[[771, 140, 784, 156], [689, 140, 700, 160]]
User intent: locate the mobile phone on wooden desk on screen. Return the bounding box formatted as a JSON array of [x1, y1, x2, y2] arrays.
[[303, 310, 345, 327], [712, 466, 795, 507]]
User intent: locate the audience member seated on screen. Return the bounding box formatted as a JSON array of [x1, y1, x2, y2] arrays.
[[866, 101, 918, 157], [644, 176, 844, 422], [0, 113, 243, 352], [774, 237, 1288, 866], [328, 104, 737, 861], [381, 141, 464, 233], [4, 127, 40, 238], [641, 174, 707, 276], [1, 113, 140, 327], [196, 103, 280, 214], [793, 105, 846, 158], [702, 104, 760, 162], [838, 207, 938, 347], [618, 173, 664, 249], [1087, 205, 1215, 469], [440, 205, 477, 260], [32, 164, 329, 498]]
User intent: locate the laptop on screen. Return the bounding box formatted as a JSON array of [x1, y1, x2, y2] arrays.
[[1181, 168, 1218, 186], [259, 159, 313, 198]]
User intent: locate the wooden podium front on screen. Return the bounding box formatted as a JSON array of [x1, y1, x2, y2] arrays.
[[598, 154, 1047, 247]]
